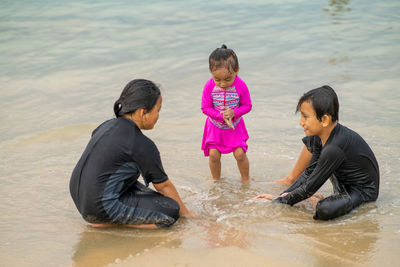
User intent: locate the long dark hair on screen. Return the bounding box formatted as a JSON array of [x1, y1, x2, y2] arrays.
[[209, 44, 239, 73], [113, 79, 161, 117]]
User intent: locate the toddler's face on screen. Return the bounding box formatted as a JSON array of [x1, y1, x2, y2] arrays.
[[211, 68, 237, 89]]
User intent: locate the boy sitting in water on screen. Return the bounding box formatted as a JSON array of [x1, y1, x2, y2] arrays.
[[256, 85, 379, 220]]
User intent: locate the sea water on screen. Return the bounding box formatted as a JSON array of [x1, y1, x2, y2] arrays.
[[0, 0, 399, 266]]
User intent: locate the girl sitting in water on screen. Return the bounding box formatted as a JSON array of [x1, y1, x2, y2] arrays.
[[201, 44, 252, 182], [256, 85, 380, 220], [70, 79, 194, 229]]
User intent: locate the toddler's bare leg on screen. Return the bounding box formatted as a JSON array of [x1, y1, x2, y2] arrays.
[[233, 148, 249, 182], [209, 149, 221, 179]]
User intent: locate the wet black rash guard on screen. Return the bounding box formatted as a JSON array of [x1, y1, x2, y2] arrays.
[[274, 123, 379, 219], [69, 117, 179, 226]]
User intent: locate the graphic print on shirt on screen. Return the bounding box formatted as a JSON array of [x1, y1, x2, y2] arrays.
[[210, 85, 241, 129]]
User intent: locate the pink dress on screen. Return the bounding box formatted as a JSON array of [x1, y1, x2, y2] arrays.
[[201, 76, 252, 156]]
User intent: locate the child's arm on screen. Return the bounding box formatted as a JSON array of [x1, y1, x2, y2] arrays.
[[254, 192, 288, 200], [275, 146, 312, 185], [154, 179, 195, 217], [274, 145, 344, 206], [201, 81, 224, 122], [232, 81, 252, 119]]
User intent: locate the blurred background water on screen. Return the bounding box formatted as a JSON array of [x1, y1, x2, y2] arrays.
[[0, 0, 399, 266]]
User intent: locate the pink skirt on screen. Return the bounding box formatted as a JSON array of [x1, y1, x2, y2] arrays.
[[201, 117, 249, 156]]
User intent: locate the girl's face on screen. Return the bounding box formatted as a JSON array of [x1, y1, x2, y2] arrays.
[[299, 101, 324, 136], [142, 96, 162, 130], [211, 68, 237, 89]]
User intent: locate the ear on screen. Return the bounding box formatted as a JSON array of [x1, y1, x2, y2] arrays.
[[321, 114, 332, 127], [136, 108, 146, 119]]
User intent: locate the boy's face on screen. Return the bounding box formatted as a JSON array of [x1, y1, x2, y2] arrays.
[[211, 68, 237, 89], [299, 101, 324, 136]]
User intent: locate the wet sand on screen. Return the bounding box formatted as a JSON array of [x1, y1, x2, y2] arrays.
[[110, 246, 303, 267]]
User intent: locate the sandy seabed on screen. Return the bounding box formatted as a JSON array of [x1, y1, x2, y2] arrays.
[[110, 246, 303, 267]]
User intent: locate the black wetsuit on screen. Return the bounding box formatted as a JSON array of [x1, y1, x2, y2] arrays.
[[274, 123, 379, 220], [69, 117, 180, 227]]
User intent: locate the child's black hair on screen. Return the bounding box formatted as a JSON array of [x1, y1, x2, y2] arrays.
[[113, 79, 161, 117], [209, 44, 239, 73], [296, 85, 339, 122]]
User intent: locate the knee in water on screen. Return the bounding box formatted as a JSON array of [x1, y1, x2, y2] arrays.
[[314, 201, 335, 220], [314, 197, 348, 220]]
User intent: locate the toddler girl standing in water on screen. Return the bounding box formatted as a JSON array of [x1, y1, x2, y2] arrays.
[[201, 44, 252, 182]]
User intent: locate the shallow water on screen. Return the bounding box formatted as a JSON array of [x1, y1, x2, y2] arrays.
[[1, 0, 399, 266]]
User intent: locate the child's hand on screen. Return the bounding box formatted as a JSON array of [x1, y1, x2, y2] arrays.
[[182, 210, 196, 217], [220, 107, 235, 120], [254, 194, 277, 200], [254, 193, 288, 200], [223, 117, 235, 130]]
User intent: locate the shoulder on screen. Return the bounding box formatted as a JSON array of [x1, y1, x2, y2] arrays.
[[330, 124, 361, 148], [338, 124, 362, 140], [116, 117, 141, 134], [333, 124, 374, 155], [234, 76, 248, 88], [91, 118, 121, 137], [104, 118, 142, 145], [204, 78, 215, 89], [235, 75, 245, 84], [93, 118, 113, 130], [134, 131, 159, 155], [233, 76, 250, 96]]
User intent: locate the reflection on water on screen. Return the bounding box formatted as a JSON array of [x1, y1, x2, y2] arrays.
[[328, 56, 350, 65], [324, 0, 352, 18], [324, 0, 353, 70], [244, 202, 381, 266], [72, 228, 181, 267], [193, 181, 254, 249], [295, 210, 379, 266], [203, 222, 249, 249]]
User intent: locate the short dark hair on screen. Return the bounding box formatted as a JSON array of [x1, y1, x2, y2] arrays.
[[209, 44, 239, 73], [296, 85, 339, 122], [113, 79, 161, 117]]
